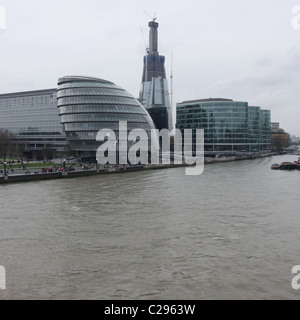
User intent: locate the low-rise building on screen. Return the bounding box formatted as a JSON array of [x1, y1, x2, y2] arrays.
[[176, 98, 271, 155], [271, 127, 289, 152]]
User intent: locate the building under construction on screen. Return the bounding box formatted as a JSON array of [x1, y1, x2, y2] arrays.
[[139, 19, 173, 131]]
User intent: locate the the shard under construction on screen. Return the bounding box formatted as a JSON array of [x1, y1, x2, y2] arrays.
[[139, 19, 173, 131]]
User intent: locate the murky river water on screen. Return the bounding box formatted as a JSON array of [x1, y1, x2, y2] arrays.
[[1, 154, 300, 300]]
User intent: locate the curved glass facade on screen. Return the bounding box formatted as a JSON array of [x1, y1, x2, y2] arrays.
[[57, 76, 158, 161], [176, 98, 271, 154]]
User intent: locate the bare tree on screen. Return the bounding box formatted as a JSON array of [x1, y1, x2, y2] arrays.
[[0, 129, 15, 162], [271, 133, 289, 153]]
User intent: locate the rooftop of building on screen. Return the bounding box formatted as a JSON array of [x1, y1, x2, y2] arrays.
[[0, 76, 117, 99], [0, 88, 56, 99], [178, 98, 234, 105], [271, 128, 288, 134], [57, 76, 114, 85]]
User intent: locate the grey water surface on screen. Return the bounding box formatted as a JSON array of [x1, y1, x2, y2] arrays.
[[1, 154, 300, 299]]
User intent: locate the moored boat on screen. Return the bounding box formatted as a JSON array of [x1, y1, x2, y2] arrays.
[[271, 163, 280, 170], [271, 161, 300, 170]]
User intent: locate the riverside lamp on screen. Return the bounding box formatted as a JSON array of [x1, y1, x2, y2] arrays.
[[3, 161, 7, 178]]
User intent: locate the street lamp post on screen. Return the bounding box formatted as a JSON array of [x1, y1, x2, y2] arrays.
[[3, 161, 7, 180], [96, 158, 99, 172], [62, 159, 67, 176]]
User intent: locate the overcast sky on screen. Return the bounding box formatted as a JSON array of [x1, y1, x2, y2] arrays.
[[1, 0, 300, 135]]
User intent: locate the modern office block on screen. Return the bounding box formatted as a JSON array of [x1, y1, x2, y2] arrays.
[[176, 98, 271, 154], [0, 89, 67, 159], [260, 109, 271, 149]]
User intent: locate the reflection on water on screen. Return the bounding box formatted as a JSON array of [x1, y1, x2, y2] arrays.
[[1, 155, 300, 299]]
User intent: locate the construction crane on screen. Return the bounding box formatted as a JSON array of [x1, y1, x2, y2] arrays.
[[140, 27, 149, 104], [143, 11, 157, 22], [170, 52, 174, 114], [140, 27, 149, 54]]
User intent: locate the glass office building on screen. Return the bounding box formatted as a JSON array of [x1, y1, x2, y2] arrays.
[[57, 76, 158, 162], [260, 109, 272, 150], [248, 106, 261, 152], [176, 98, 271, 154], [0, 89, 67, 159]]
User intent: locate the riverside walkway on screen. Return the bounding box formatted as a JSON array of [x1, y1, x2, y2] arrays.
[[0, 152, 276, 185], [0, 163, 186, 185]]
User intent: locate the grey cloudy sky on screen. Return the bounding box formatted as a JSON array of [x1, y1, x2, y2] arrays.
[[1, 0, 300, 135]]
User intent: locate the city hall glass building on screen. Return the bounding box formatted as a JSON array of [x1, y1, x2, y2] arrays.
[[176, 98, 271, 154], [0, 89, 67, 159], [57, 76, 158, 162]]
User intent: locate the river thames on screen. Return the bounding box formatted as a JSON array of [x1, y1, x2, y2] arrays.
[[1, 154, 300, 300]]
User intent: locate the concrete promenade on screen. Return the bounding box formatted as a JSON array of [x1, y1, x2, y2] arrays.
[[0, 153, 277, 185], [0, 164, 186, 185]]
